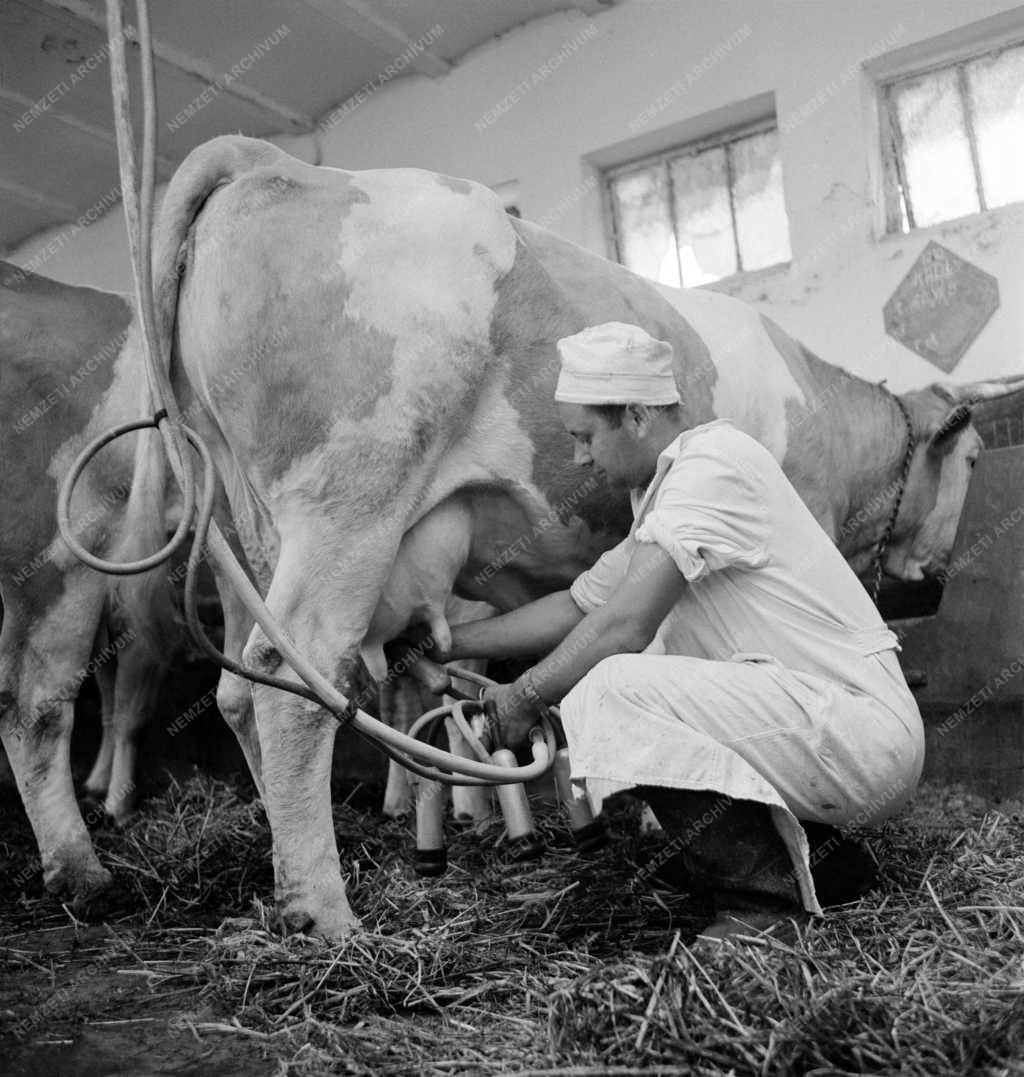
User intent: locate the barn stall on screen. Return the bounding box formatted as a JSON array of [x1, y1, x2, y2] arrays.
[[2, 1, 1024, 1074]]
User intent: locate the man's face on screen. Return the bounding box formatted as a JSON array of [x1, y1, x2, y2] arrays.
[[558, 401, 651, 489]]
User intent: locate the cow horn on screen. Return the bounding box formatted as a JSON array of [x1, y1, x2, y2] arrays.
[[937, 372, 1024, 406]]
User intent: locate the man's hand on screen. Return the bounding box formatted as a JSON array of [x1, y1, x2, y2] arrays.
[[482, 681, 546, 752]]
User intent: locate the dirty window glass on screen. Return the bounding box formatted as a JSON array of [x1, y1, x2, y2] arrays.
[[731, 128, 792, 272], [608, 164, 680, 286], [607, 122, 790, 287], [966, 46, 1024, 210], [670, 146, 735, 285], [884, 40, 1024, 231]]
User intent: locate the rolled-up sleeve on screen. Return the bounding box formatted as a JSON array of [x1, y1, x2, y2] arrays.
[[634, 440, 771, 583], [570, 537, 632, 613]]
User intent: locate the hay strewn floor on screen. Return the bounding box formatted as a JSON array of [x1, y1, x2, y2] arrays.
[[2, 775, 1024, 1076]]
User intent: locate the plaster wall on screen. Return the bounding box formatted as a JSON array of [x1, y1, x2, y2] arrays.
[[9, 0, 1024, 391]]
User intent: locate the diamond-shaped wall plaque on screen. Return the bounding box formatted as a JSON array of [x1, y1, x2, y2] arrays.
[[883, 241, 1000, 373]]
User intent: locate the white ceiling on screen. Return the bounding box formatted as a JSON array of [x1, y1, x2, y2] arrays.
[[0, 0, 615, 253]]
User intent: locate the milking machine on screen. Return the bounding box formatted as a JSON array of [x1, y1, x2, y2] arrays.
[[553, 747, 608, 852], [403, 659, 607, 876]]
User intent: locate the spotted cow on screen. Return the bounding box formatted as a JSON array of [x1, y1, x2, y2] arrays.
[[1, 262, 179, 904], [110, 134, 1024, 934]]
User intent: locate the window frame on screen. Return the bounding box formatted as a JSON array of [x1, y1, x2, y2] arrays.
[[878, 36, 1024, 234], [602, 115, 789, 287]]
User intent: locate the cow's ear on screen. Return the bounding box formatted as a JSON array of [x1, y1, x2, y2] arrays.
[[928, 403, 973, 451]]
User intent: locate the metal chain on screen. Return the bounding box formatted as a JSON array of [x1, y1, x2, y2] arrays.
[[869, 389, 916, 605]]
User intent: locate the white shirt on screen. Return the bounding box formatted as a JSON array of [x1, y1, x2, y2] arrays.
[[559, 420, 924, 914], [569, 419, 915, 714]]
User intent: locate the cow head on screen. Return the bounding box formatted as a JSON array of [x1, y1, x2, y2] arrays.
[[884, 374, 1024, 581]]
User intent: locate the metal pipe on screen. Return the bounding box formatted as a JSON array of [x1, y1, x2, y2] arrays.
[[553, 748, 606, 852], [445, 715, 494, 823], [413, 777, 447, 877], [491, 749, 545, 861]]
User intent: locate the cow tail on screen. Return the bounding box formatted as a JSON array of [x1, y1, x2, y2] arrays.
[[107, 324, 181, 665], [113, 136, 283, 662]]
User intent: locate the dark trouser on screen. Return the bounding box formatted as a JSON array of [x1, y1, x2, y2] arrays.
[[637, 786, 803, 917], [636, 786, 876, 913]]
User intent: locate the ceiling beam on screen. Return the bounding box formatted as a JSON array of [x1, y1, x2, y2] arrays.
[[0, 175, 78, 216], [42, 0, 315, 132], [298, 0, 452, 78], [0, 84, 178, 174]]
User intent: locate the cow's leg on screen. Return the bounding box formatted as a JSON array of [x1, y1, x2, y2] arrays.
[[238, 531, 414, 939], [212, 559, 264, 801], [101, 634, 167, 824], [381, 674, 425, 818], [201, 493, 267, 799], [245, 604, 353, 937], [83, 645, 116, 800], [0, 593, 111, 904], [216, 671, 263, 799], [246, 676, 354, 937]]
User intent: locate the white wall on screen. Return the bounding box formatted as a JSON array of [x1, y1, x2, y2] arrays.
[[10, 0, 1024, 391]]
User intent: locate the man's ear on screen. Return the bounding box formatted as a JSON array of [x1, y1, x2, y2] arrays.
[[625, 403, 652, 436]]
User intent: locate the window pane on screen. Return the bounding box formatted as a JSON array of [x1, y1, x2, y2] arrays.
[[609, 166, 680, 286], [966, 45, 1024, 210], [731, 129, 792, 270], [891, 68, 980, 227], [669, 146, 736, 286]]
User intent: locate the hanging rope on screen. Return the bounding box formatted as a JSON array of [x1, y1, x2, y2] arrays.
[[56, 0, 555, 787]]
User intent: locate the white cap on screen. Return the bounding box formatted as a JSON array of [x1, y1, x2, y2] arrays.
[[554, 322, 680, 406]]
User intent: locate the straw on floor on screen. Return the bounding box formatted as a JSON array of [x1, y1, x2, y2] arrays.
[[2, 774, 1023, 1076]]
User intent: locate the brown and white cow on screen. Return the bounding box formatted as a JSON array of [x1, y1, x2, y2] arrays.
[[0, 262, 177, 902], [113, 134, 1024, 934]]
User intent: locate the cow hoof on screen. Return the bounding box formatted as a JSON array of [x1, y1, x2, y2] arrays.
[[314, 909, 362, 941], [78, 791, 105, 820], [80, 780, 107, 804], [381, 795, 413, 821], [276, 903, 362, 941], [276, 907, 316, 935], [452, 807, 495, 826], [43, 858, 113, 907], [104, 800, 137, 829]]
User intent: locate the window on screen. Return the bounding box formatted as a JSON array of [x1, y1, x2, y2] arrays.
[[604, 120, 791, 287], [881, 39, 1024, 232]]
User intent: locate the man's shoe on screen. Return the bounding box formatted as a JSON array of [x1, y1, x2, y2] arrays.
[[803, 822, 877, 906]]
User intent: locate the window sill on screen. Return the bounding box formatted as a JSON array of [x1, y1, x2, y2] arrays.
[[877, 199, 1024, 247]]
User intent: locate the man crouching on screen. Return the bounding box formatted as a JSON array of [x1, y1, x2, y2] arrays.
[[434, 322, 925, 941]]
